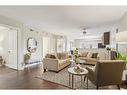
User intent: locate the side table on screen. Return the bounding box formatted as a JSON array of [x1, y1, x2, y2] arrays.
[[68, 67, 88, 89]]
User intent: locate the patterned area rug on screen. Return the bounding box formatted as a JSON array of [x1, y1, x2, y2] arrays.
[[36, 65, 113, 89]]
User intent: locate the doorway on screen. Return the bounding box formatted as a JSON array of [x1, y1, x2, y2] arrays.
[[42, 36, 50, 58], [0, 25, 18, 70]]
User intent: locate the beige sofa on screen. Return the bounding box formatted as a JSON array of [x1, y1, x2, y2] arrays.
[[86, 60, 125, 89], [43, 52, 70, 72], [78, 49, 112, 65], [79, 52, 99, 65]]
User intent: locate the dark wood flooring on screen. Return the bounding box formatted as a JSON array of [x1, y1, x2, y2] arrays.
[[0, 64, 126, 89], [0, 64, 68, 89]]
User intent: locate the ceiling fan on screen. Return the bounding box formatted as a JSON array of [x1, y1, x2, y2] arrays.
[[82, 28, 87, 35]]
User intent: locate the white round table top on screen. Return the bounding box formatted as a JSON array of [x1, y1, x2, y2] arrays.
[[68, 67, 88, 75]]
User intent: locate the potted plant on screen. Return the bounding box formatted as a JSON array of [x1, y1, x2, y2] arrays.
[[74, 48, 79, 63], [115, 52, 127, 69], [24, 52, 31, 65]]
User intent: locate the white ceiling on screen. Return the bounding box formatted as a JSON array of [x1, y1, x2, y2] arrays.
[[0, 6, 127, 37]]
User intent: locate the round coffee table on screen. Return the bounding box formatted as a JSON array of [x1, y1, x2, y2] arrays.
[[68, 67, 88, 89]]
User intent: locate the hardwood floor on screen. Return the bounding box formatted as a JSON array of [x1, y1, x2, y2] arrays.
[[0, 64, 68, 89], [0, 64, 126, 89]]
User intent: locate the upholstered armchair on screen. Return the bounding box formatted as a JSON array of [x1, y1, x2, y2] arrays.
[[86, 60, 125, 89]]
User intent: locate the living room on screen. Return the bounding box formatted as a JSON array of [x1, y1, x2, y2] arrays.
[[0, 5, 127, 91]]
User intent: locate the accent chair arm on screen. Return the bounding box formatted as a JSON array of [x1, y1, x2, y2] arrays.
[[86, 66, 95, 81], [86, 67, 94, 74]]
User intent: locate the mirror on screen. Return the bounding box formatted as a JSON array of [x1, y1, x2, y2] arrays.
[[27, 37, 37, 53]]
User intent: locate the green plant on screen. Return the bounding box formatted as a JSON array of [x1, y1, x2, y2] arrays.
[[74, 48, 78, 57], [24, 52, 31, 63], [115, 52, 127, 63], [74, 48, 79, 63]]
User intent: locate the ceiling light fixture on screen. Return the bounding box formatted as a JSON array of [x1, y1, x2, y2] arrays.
[[83, 28, 87, 36]]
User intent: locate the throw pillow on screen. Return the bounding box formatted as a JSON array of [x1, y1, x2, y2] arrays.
[[45, 54, 56, 59], [50, 54, 56, 59], [45, 54, 50, 58], [91, 53, 98, 58], [86, 52, 93, 58]]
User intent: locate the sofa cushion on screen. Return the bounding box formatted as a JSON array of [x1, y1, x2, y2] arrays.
[[86, 52, 93, 58], [57, 53, 69, 59], [80, 52, 88, 57], [57, 53, 61, 59], [80, 57, 96, 61], [91, 53, 98, 58], [61, 53, 67, 59]]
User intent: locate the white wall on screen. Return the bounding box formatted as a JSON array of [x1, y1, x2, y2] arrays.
[[117, 12, 127, 55], [118, 12, 127, 32], [0, 14, 65, 69], [23, 25, 65, 62], [23, 26, 42, 62]]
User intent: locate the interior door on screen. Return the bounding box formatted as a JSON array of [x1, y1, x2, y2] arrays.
[[8, 29, 18, 70]]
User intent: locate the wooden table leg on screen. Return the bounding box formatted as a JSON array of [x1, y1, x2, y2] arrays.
[[81, 76, 83, 87], [125, 74, 127, 87], [69, 73, 71, 86], [87, 75, 88, 89], [72, 74, 74, 89]]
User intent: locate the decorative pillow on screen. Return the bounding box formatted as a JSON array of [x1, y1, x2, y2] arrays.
[[57, 53, 68, 59], [45, 54, 56, 59], [91, 53, 98, 58], [86, 52, 93, 58], [45, 54, 50, 58], [50, 54, 56, 59]]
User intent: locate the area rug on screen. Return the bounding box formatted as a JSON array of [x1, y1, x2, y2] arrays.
[[36, 65, 111, 89]]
